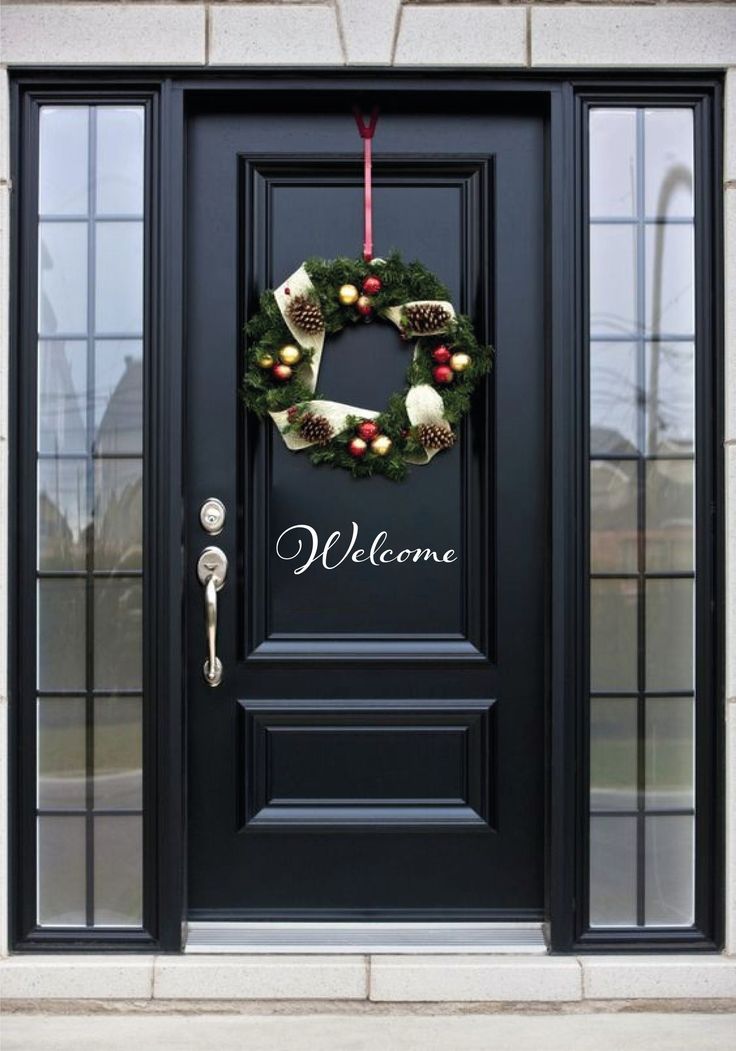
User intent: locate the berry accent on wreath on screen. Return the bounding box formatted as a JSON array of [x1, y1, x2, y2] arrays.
[[432, 364, 454, 385], [356, 420, 380, 442], [287, 405, 301, 423], [418, 423, 456, 450], [404, 303, 452, 334], [362, 275, 382, 295], [299, 412, 333, 447], [287, 294, 324, 334]]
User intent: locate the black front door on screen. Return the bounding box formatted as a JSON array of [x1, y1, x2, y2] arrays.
[[185, 93, 547, 920]]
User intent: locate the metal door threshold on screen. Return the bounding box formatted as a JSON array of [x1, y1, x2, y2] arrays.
[[185, 922, 548, 954]]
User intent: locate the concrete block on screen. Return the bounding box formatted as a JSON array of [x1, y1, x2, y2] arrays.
[[0, 956, 155, 999], [153, 955, 368, 999], [369, 955, 582, 1002], [394, 5, 527, 68], [581, 955, 736, 998], [338, 0, 400, 66], [0, 5, 206, 67], [531, 6, 736, 68], [209, 5, 344, 67]]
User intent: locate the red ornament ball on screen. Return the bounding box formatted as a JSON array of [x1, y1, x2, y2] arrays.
[[348, 436, 368, 459], [362, 275, 382, 295], [356, 295, 373, 317], [272, 363, 293, 382], [432, 364, 454, 385], [432, 345, 451, 365], [356, 420, 380, 442]]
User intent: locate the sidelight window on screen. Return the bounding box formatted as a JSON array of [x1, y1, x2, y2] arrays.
[[34, 105, 145, 927], [587, 108, 697, 928]]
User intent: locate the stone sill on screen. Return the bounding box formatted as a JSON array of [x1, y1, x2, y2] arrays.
[[1, 954, 736, 1003]]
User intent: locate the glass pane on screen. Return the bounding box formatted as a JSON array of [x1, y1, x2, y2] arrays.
[[96, 108, 145, 216], [38, 816, 86, 926], [94, 459, 142, 572], [590, 699, 637, 812], [38, 222, 87, 335], [37, 458, 88, 571], [645, 225, 694, 337], [590, 225, 637, 337], [94, 816, 143, 926], [645, 698, 694, 811], [94, 697, 142, 810], [645, 579, 694, 692], [95, 222, 144, 335], [589, 109, 637, 218], [93, 340, 143, 455], [38, 340, 87, 455], [644, 109, 694, 219], [93, 579, 142, 690], [39, 107, 89, 216], [38, 698, 86, 810], [645, 342, 694, 455], [589, 816, 637, 927], [645, 460, 694, 573], [590, 578, 638, 692], [590, 460, 638, 574], [590, 342, 640, 456], [37, 579, 86, 692], [645, 815, 694, 926]]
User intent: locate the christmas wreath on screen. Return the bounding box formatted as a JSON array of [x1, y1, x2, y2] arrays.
[[242, 252, 493, 481]]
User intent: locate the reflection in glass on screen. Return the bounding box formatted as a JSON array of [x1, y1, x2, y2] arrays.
[[644, 109, 694, 219], [589, 109, 637, 218], [590, 578, 638, 692], [93, 816, 143, 926], [590, 699, 637, 811], [645, 460, 694, 573], [93, 459, 142, 571], [94, 697, 143, 810], [645, 579, 694, 692], [37, 458, 88, 571], [93, 579, 142, 690], [38, 816, 86, 926], [93, 340, 143, 455], [95, 222, 144, 335], [96, 108, 145, 217], [590, 460, 638, 573], [590, 342, 639, 455], [645, 698, 694, 811], [37, 579, 86, 692], [39, 107, 89, 217], [38, 222, 88, 335], [38, 698, 86, 810], [645, 225, 694, 337], [645, 342, 694, 454], [590, 225, 637, 336], [589, 816, 637, 927], [38, 340, 87, 455], [645, 815, 695, 926]]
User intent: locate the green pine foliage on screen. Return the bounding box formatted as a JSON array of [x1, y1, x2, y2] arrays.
[[242, 253, 493, 480]]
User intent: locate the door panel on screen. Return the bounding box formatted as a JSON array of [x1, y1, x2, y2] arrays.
[[187, 99, 546, 918]]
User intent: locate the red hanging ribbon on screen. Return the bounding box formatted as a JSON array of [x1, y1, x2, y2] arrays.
[[353, 107, 379, 262]]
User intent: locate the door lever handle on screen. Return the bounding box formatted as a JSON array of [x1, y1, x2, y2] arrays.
[[197, 546, 228, 687]]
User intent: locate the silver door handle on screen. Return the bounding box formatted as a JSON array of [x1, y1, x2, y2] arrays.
[[197, 546, 228, 687]]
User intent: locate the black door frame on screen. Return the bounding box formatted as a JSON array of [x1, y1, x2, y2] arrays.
[[7, 70, 724, 953]]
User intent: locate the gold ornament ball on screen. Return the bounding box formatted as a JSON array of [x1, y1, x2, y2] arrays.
[[278, 344, 302, 366], [450, 351, 472, 373], [257, 353, 275, 369], [338, 284, 359, 305], [370, 434, 393, 457]]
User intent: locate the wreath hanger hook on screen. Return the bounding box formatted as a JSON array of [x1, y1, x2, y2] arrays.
[[353, 106, 379, 263]]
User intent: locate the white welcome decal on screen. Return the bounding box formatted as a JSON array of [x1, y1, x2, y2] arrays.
[[275, 522, 458, 576]]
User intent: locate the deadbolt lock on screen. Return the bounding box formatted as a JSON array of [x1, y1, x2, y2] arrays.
[[200, 497, 226, 535]]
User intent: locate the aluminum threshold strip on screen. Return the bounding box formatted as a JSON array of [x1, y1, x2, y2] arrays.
[[185, 922, 548, 954]]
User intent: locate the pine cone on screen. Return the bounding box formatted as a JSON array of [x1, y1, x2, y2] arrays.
[[404, 303, 452, 334], [418, 422, 456, 450], [299, 412, 333, 447], [287, 294, 324, 334]]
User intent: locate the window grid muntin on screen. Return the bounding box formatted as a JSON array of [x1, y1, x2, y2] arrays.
[[588, 106, 696, 929]]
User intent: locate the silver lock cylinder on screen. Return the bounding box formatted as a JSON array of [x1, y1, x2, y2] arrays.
[[200, 497, 226, 535]]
